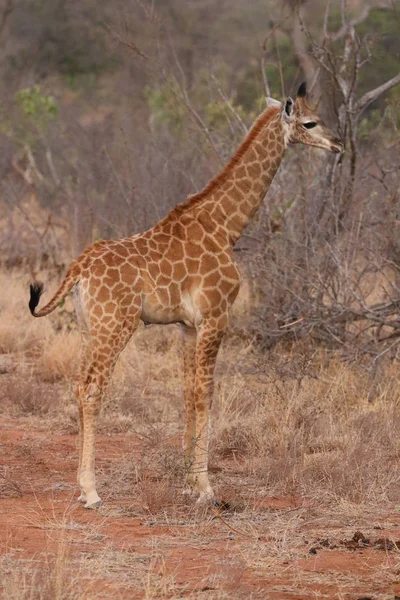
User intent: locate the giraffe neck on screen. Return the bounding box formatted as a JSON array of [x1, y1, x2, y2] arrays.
[[185, 106, 287, 246]]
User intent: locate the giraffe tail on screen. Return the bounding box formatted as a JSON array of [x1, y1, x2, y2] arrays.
[[29, 260, 82, 318]]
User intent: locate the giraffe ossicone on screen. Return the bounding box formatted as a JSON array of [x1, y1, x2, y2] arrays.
[[29, 82, 343, 508]]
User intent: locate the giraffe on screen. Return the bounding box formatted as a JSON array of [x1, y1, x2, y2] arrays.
[[29, 82, 343, 508]]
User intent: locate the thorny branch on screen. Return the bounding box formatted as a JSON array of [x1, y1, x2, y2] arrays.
[[112, 7, 225, 166], [357, 73, 400, 113], [0, 0, 13, 44], [244, 1, 400, 366]]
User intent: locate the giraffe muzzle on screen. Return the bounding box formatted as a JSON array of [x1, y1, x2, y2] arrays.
[[331, 137, 344, 154]]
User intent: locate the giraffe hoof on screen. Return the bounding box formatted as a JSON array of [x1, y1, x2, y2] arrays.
[[84, 499, 103, 509], [196, 490, 217, 506], [77, 493, 87, 503]]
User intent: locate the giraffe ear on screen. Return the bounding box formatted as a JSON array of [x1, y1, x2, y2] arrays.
[[284, 97, 294, 118]]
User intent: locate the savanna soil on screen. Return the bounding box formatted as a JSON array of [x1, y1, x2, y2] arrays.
[[1, 416, 400, 600], [2, 270, 400, 598]]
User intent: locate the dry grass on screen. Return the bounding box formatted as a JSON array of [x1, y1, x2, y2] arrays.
[[2, 267, 400, 598], [0, 271, 53, 355], [37, 332, 81, 383], [1, 538, 149, 600], [2, 534, 84, 600], [211, 349, 400, 503], [2, 497, 399, 599], [1, 538, 191, 600], [2, 268, 400, 503], [0, 375, 57, 416]]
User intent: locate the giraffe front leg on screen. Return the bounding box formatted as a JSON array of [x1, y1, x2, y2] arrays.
[[78, 327, 138, 508], [73, 269, 142, 509], [79, 303, 141, 508], [191, 319, 226, 503], [181, 325, 197, 493]]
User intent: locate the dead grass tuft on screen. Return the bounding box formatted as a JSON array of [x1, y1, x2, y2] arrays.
[[99, 421, 188, 518], [0, 375, 56, 416], [0, 271, 56, 354], [211, 348, 400, 502], [0, 471, 22, 498], [36, 332, 80, 382], [2, 537, 81, 600]]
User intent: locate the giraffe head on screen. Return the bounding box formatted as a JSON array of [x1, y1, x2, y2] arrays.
[[268, 82, 343, 153]]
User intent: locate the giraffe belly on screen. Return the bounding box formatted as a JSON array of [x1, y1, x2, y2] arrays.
[[141, 290, 202, 327], [140, 303, 181, 325]]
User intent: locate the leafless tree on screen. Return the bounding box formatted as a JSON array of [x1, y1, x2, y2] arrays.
[[243, 1, 400, 367]]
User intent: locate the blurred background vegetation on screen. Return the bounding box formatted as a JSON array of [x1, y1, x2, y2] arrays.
[[1, 0, 399, 360]]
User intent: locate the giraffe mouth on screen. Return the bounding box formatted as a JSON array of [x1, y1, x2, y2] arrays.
[[330, 138, 344, 154]]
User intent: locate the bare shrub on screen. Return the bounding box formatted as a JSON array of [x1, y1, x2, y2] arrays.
[[234, 3, 400, 367], [0, 375, 56, 416], [98, 418, 188, 517], [211, 346, 400, 502], [99, 325, 183, 432]]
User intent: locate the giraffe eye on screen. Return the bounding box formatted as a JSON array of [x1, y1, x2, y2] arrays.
[[303, 122, 317, 129]]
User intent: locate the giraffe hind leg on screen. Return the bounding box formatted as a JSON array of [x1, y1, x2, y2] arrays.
[[73, 284, 91, 504], [77, 297, 141, 508], [76, 336, 91, 504], [75, 387, 86, 503]]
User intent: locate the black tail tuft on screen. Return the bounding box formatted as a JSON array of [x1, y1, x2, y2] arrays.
[[29, 282, 44, 316]]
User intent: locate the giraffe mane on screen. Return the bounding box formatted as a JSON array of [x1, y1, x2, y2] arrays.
[[164, 105, 281, 221]]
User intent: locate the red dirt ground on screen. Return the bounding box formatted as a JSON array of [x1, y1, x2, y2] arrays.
[[1, 417, 400, 599]]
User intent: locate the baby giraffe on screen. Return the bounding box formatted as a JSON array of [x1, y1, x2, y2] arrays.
[[29, 82, 342, 508]]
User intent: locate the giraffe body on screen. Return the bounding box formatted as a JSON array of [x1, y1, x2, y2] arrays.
[[29, 84, 342, 507]]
